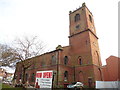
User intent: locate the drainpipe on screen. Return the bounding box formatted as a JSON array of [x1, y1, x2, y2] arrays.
[[99, 68, 103, 81], [74, 66, 76, 82], [57, 50, 60, 87]]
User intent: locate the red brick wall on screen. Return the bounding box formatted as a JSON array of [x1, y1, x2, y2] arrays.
[[14, 3, 103, 88], [102, 56, 119, 81], [75, 65, 94, 86]]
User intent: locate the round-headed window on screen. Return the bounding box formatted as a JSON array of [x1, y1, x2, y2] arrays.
[[89, 15, 92, 23], [75, 14, 80, 22], [64, 56, 68, 65]]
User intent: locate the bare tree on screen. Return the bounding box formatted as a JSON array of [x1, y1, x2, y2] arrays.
[[13, 36, 45, 84], [0, 44, 19, 68], [14, 36, 44, 60], [0, 36, 45, 84]]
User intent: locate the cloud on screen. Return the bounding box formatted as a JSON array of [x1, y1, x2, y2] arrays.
[[0, 0, 16, 16], [0, 0, 10, 7]]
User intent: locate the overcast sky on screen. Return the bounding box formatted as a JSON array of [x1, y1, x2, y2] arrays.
[[0, 0, 119, 69]]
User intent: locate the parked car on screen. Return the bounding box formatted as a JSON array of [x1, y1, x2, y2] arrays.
[[67, 82, 84, 88]]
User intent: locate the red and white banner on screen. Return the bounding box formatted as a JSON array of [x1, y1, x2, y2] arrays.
[[35, 70, 53, 88]]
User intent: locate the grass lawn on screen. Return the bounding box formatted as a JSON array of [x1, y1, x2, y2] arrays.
[[2, 83, 12, 88], [2, 83, 23, 90]]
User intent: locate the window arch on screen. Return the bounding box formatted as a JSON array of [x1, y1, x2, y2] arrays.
[[51, 55, 56, 65], [89, 15, 92, 23], [64, 71, 68, 81], [75, 14, 80, 22], [78, 56, 82, 65], [64, 56, 68, 65]]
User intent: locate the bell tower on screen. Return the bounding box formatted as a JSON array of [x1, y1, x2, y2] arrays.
[[69, 3, 103, 86], [69, 3, 102, 66], [69, 3, 97, 37]]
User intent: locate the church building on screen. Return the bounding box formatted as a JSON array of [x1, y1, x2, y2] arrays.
[[14, 3, 103, 88]]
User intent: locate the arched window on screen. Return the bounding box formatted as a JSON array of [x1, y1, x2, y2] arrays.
[[64, 56, 68, 65], [79, 71, 84, 82], [31, 73, 35, 82], [25, 73, 28, 81], [75, 14, 80, 22], [64, 71, 68, 81], [78, 56, 82, 65], [51, 55, 56, 65], [89, 15, 92, 23], [41, 61, 45, 67], [19, 74, 22, 79]]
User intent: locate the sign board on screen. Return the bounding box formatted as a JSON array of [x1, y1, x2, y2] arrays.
[[35, 70, 53, 88]]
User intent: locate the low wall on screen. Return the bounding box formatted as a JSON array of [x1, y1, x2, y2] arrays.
[[96, 81, 120, 89]]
